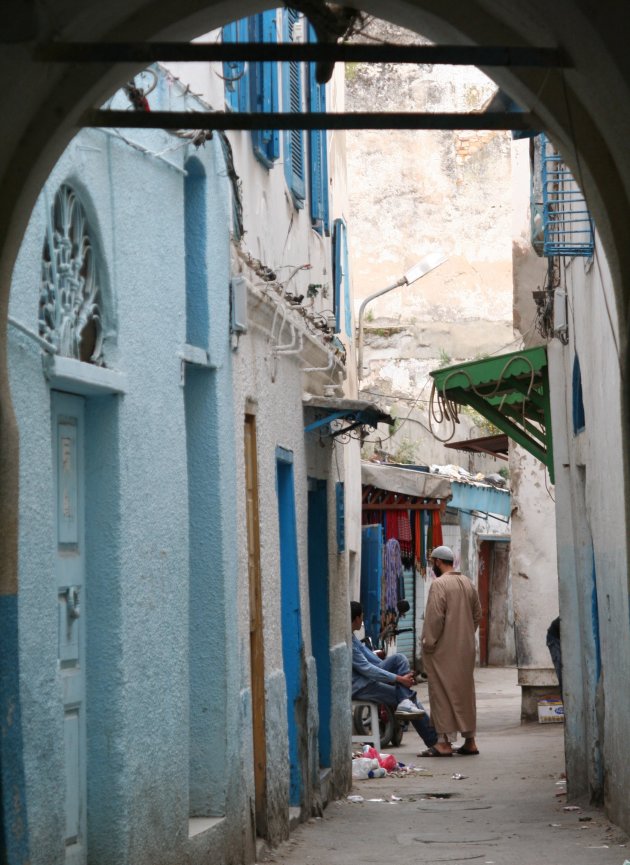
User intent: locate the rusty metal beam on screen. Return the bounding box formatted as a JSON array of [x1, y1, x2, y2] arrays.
[[84, 109, 537, 131], [35, 42, 570, 68]]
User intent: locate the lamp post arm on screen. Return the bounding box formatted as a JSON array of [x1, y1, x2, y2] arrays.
[[357, 277, 406, 381]]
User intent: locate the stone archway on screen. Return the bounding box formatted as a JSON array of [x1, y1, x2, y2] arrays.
[[2, 0, 630, 854]]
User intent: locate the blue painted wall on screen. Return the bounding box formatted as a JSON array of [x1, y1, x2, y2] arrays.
[[0, 594, 30, 865], [7, 69, 242, 865]]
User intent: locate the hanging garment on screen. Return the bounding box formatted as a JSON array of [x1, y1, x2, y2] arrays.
[[397, 510, 413, 564], [381, 538, 403, 645], [431, 509, 444, 549], [385, 510, 397, 541]]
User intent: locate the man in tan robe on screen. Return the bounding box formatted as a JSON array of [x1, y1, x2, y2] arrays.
[[420, 545, 482, 757]]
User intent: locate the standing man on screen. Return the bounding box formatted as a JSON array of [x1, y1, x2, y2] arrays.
[[420, 546, 482, 757], [350, 601, 438, 750]]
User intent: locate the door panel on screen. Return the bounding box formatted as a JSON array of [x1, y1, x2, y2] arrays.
[[244, 416, 268, 835], [52, 392, 87, 865], [477, 541, 490, 666], [307, 480, 331, 768], [360, 525, 383, 646], [276, 451, 303, 807]]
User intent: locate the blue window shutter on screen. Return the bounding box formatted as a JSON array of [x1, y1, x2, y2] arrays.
[[307, 24, 329, 234], [342, 223, 351, 336], [333, 218, 343, 333], [282, 9, 306, 204], [250, 11, 280, 166], [222, 19, 249, 111]]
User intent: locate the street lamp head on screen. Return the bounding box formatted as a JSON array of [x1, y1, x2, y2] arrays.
[[403, 250, 447, 286]]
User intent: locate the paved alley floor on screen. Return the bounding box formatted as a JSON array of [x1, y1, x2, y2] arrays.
[[264, 668, 628, 865]]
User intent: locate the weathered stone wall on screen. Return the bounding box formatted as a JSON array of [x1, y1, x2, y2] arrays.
[[346, 19, 514, 472]]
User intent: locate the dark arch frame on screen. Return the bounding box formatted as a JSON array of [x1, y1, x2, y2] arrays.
[[2, 1, 630, 857]]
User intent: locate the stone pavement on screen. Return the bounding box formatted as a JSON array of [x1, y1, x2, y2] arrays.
[[263, 667, 628, 865]]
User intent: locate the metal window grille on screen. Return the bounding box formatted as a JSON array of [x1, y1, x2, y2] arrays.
[[541, 133, 594, 257]]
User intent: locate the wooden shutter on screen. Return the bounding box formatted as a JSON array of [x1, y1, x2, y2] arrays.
[[307, 24, 329, 233], [283, 9, 305, 203], [222, 19, 249, 111], [251, 11, 279, 165]]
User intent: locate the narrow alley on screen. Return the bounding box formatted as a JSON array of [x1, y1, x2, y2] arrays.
[[263, 669, 628, 865]]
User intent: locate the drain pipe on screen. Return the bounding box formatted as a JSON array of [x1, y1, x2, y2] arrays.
[[357, 251, 447, 381]]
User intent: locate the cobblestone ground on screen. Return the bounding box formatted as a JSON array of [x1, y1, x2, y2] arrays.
[[261, 668, 628, 865]]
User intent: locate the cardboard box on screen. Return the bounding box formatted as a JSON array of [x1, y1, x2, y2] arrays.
[[538, 699, 564, 723]]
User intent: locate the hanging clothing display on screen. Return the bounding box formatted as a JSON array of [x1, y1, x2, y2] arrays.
[[397, 511, 413, 566], [381, 538, 403, 645]]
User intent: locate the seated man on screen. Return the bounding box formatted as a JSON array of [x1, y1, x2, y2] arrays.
[[351, 601, 437, 749]]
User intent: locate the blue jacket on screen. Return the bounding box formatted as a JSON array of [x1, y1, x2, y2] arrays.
[[352, 634, 397, 693]]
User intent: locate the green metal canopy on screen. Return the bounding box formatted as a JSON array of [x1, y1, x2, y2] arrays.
[[430, 346, 554, 482]]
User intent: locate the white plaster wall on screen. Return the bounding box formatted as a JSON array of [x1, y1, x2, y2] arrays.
[[509, 138, 560, 696], [549, 242, 630, 824], [167, 33, 347, 351], [508, 444, 558, 677], [170, 17, 359, 825], [511, 130, 630, 829]]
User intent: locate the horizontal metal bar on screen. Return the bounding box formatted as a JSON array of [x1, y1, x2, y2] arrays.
[[36, 41, 570, 68], [361, 502, 442, 510], [84, 109, 538, 132]]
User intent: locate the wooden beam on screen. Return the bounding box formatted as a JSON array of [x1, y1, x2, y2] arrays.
[[84, 109, 538, 132], [36, 42, 570, 68]]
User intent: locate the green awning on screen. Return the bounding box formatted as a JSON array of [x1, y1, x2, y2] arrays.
[[430, 346, 554, 482]]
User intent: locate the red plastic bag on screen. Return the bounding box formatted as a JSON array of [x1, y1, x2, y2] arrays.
[[362, 745, 398, 772], [378, 752, 398, 771]]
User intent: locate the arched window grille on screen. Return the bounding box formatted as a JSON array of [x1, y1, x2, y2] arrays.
[[40, 184, 104, 364]]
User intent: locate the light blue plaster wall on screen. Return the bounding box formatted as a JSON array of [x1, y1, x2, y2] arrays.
[[263, 670, 290, 847], [329, 643, 352, 798], [8, 81, 244, 865]]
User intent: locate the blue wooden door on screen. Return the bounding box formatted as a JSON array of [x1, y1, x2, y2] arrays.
[[307, 480, 331, 768], [360, 525, 383, 645], [52, 392, 87, 865], [276, 450, 303, 806], [396, 568, 415, 665]]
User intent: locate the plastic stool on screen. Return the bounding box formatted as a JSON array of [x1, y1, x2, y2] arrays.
[[351, 700, 381, 751]]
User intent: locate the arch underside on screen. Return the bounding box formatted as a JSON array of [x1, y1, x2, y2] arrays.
[[1, 0, 630, 844]]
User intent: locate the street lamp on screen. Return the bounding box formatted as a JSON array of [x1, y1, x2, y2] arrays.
[[357, 251, 447, 381]]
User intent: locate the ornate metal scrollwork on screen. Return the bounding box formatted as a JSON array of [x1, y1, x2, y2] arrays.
[[40, 184, 104, 364]]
